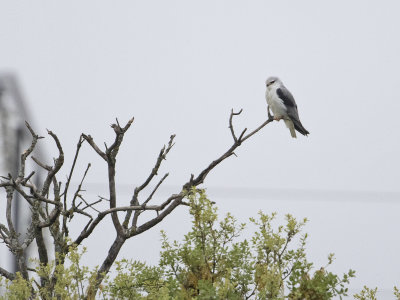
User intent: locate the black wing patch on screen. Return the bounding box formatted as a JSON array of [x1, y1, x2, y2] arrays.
[[277, 88, 296, 108]]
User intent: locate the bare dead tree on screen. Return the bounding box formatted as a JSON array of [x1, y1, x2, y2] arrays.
[[0, 110, 273, 298]]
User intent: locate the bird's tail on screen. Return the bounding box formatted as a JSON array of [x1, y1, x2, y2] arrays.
[[284, 119, 297, 138], [292, 119, 309, 136]]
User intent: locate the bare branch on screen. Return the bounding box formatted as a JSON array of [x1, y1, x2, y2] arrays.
[[13, 183, 59, 207], [60, 136, 85, 238], [41, 130, 64, 196], [131, 190, 178, 229], [34, 225, 49, 272], [42, 180, 62, 233], [115, 118, 121, 129], [81, 134, 107, 161], [188, 110, 273, 188], [158, 193, 183, 211], [5, 187, 16, 236], [132, 195, 184, 236], [123, 135, 175, 228], [90, 235, 126, 295], [31, 156, 52, 171], [3, 185, 29, 279], [143, 173, 169, 207], [63, 136, 84, 203], [18, 122, 43, 181], [39, 207, 62, 229], [72, 163, 91, 208], [229, 108, 243, 142], [0, 224, 11, 245], [21, 220, 37, 249], [0, 111, 272, 297], [126, 109, 271, 241], [0, 266, 15, 280], [240, 117, 273, 143], [106, 159, 124, 235], [80, 199, 102, 213], [69, 206, 93, 220], [98, 195, 109, 202], [0, 223, 10, 237], [103, 205, 165, 214], [22, 171, 35, 185], [238, 128, 248, 142], [82, 118, 135, 238], [107, 117, 134, 156], [139, 135, 175, 194], [75, 196, 181, 246]]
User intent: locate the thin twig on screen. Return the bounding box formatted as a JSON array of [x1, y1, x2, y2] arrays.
[[123, 135, 175, 228], [72, 163, 91, 208], [79, 198, 102, 213], [41, 130, 64, 197], [63, 136, 84, 203], [137, 135, 175, 194], [5, 187, 16, 235], [18, 122, 43, 181], [130, 173, 170, 228], [229, 108, 243, 142], [143, 173, 169, 207], [81, 134, 107, 161], [31, 156, 52, 171], [21, 171, 35, 185]]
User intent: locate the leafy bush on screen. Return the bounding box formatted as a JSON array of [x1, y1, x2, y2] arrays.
[[7, 189, 390, 299], [103, 189, 355, 299]]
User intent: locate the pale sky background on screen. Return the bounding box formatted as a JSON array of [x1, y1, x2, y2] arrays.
[[1, 1, 400, 298]]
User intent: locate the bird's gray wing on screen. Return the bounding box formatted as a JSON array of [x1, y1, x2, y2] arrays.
[[277, 87, 297, 109], [277, 87, 300, 120], [277, 87, 309, 136]]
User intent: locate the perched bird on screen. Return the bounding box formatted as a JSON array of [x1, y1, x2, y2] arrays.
[[265, 77, 309, 138]]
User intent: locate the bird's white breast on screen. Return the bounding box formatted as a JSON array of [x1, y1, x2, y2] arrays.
[[266, 87, 287, 118]]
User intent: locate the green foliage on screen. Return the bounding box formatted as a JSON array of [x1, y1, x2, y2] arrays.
[[0, 273, 32, 300], [353, 286, 378, 300], [105, 188, 355, 299], [0, 189, 357, 299], [394, 286, 400, 300], [102, 259, 167, 299], [352, 285, 400, 300], [0, 244, 98, 299]]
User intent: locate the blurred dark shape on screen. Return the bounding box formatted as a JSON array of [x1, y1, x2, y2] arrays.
[[0, 73, 43, 273]]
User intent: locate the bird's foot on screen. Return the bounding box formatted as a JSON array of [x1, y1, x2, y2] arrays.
[[274, 116, 283, 122]]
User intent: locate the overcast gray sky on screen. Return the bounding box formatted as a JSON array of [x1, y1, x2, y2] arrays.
[[1, 1, 400, 298]]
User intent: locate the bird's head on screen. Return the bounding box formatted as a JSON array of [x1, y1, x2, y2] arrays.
[[266, 76, 281, 89]]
